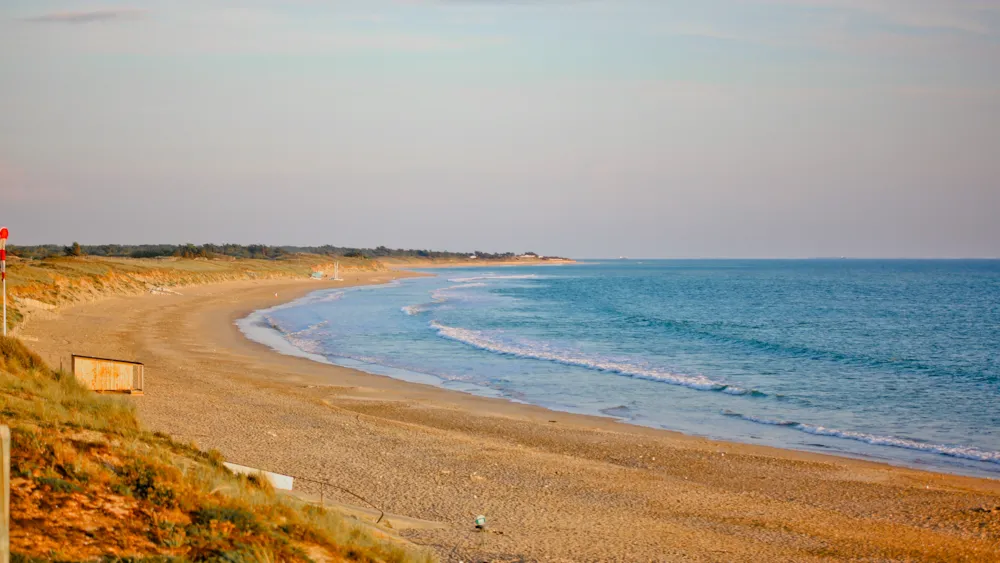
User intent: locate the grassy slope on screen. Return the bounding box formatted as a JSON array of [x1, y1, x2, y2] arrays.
[[0, 335, 432, 562], [4, 255, 384, 333]]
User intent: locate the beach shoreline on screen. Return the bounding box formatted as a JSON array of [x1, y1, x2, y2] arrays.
[[238, 272, 999, 480], [21, 272, 1000, 561]]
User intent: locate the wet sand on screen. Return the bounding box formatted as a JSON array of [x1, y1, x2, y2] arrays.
[[21, 272, 1000, 562]]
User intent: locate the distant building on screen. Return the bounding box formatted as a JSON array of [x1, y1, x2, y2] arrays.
[[469, 254, 478, 259]]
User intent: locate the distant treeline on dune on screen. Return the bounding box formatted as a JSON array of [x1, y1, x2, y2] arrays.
[[9, 243, 564, 262]]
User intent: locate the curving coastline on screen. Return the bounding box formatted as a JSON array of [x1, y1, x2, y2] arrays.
[[19, 272, 1000, 561]]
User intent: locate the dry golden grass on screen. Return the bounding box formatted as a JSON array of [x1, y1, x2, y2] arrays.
[[0, 336, 434, 562]]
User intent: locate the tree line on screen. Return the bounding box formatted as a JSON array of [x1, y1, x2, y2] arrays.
[[8, 243, 558, 262]]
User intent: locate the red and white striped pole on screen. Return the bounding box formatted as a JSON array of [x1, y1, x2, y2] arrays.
[[0, 228, 7, 336]]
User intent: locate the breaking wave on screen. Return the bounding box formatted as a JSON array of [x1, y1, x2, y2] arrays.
[[402, 283, 492, 316], [429, 321, 762, 396], [447, 282, 489, 289], [430, 283, 489, 302], [258, 315, 285, 334], [401, 304, 428, 316], [600, 405, 634, 418], [296, 291, 344, 306], [721, 410, 1000, 464], [448, 274, 545, 283], [289, 320, 329, 337]]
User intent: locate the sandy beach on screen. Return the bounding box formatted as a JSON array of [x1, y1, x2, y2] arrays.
[[20, 272, 1000, 562]]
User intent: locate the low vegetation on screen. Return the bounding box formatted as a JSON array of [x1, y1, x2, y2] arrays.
[[0, 335, 433, 562], [2, 253, 382, 333], [8, 243, 561, 262]]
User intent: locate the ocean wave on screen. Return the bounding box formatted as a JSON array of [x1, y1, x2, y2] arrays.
[[258, 315, 286, 334], [289, 320, 329, 337], [401, 304, 429, 316], [618, 313, 956, 379], [429, 282, 491, 303], [429, 321, 761, 396], [293, 290, 345, 306], [448, 282, 489, 289], [448, 274, 545, 283], [286, 334, 326, 356], [600, 405, 634, 418], [313, 291, 345, 303], [403, 283, 490, 316], [721, 410, 1000, 464]]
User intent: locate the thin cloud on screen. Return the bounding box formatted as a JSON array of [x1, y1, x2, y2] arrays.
[[662, 0, 1000, 59], [24, 8, 145, 24], [747, 0, 999, 35]]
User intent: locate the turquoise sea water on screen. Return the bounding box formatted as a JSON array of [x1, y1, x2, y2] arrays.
[[239, 260, 1000, 478]]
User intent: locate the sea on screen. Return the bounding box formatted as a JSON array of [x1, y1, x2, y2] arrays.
[[238, 260, 1000, 478]]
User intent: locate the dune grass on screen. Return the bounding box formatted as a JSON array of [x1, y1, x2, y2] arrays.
[[3, 254, 383, 333], [0, 336, 434, 562]]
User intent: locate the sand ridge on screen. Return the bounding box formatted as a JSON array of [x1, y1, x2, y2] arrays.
[[21, 272, 1000, 562]]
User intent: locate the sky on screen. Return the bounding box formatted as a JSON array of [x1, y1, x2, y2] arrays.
[[1, 0, 998, 258]]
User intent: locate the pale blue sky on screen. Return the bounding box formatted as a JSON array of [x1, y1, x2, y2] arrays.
[[1, 0, 998, 257]]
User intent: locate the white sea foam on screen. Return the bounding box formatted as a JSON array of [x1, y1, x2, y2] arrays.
[[235, 311, 332, 366], [429, 321, 757, 395], [312, 291, 345, 304], [429, 282, 489, 303], [286, 334, 326, 356], [721, 411, 1000, 464], [432, 283, 487, 299], [289, 320, 329, 337], [286, 290, 345, 307], [403, 283, 488, 316]]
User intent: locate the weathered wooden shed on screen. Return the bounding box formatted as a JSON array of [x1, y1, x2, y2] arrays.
[[71, 355, 144, 394]]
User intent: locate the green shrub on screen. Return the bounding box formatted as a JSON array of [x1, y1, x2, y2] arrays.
[[11, 554, 48, 563], [117, 461, 176, 507], [35, 475, 82, 494], [191, 505, 262, 533]]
